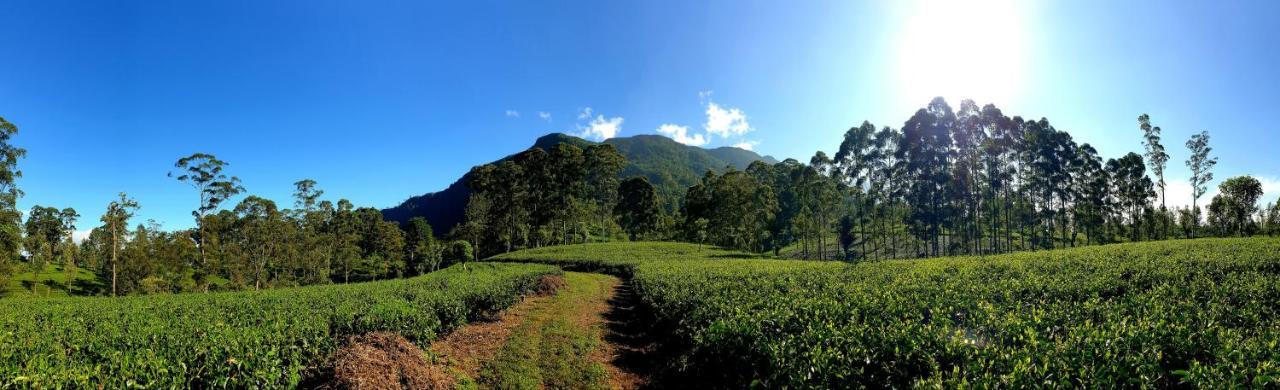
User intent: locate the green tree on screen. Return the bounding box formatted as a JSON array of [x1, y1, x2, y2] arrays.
[[459, 192, 491, 261], [0, 116, 26, 281], [24, 206, 63, 294], [1073, 144, 1110, 245], [1108, 153, 1154, 241], [805, 152, 840, 259], [898, 98, 955, 256], [444, 240, 473, 270], [682, 169, 777, 252], [294, 180, 331, 284], [585, 144, 627, 240], [978, 105, 1017, 254], [834, 121, 879, 259], [117, 222, 165, 295], [331, 199, 362, 283], [1184, 131, 1217, 236], [170, 153, 244, 288], [404, 216, 436, 274], [837, 214, 855, 260], [615, 176, 660, 240], [1138, 114, 1170, 237], [1261, 202, 1280, 236], [1216, 176, 1264, 236], [292, 179, 324, 211], [233, 196, 286, 290], [550, 144, 588, 245], [100, 193, 139, 296], [366, 211, 406, 279], [58, 208, 79, 294]]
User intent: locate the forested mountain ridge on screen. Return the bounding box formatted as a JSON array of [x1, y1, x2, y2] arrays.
[[381, 132, 777, 234]]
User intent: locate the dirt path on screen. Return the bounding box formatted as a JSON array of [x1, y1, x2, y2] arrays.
[[599, 280, 661, 389], [427, 287, 556, 382], [427, 272, 652, 389]]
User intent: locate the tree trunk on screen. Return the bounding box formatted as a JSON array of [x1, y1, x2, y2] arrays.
[[111, 223, 118, 297]]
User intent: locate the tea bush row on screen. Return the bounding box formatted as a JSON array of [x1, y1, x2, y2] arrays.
[[0, 262, 559, 388], [499, 238, 1280, 387]]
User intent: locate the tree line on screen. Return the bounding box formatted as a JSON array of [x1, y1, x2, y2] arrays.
[[0, 117, 475, 296], [448, 97, 1279, 261], [3, 95, 1279, 295], [457, 142, 668, 258], [678, 98, 1278, 259]]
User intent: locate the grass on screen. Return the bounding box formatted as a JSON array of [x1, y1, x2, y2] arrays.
[[476, 272, 615, 389], [489, 241, 765, 275], [1, 264, 102, 298]]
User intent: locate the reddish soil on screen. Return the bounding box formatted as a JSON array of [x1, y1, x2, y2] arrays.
[[326, 332, 452, 390]]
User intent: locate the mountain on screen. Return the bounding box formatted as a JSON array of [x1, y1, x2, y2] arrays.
[[382, 132, 777, 235]]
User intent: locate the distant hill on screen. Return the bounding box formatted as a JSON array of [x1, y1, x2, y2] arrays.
[[382, 133, 777, 235]]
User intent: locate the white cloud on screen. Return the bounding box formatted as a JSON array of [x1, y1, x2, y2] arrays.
[[656, 124, 707, 146], [538, 111, 552, 121], [732, 140, 760, 151], [505, 110, 520, 118], [704, 101, 752, 138], [72, 230, 92, 244], [1258, 175, 1280, 206], [698, 90, 714, 101], [575, 107, 623, 141]]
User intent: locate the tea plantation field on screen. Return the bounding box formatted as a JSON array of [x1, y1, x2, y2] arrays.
[[494, 238, 1280, 388], [0, 262, 559, 388]]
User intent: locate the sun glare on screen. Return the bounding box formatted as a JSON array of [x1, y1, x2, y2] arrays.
[[894, 0, 1031, 109]]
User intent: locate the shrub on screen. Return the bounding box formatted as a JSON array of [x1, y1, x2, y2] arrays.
[[0, 262, 558, 388]]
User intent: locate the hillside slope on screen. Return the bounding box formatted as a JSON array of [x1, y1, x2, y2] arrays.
[[382, 133, 777, 235]]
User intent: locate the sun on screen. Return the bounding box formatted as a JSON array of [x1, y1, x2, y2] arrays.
[[894, 0, 1032, 109]]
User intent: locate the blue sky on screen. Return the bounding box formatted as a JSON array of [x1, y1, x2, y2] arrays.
[[2, 0, 1279, 233]]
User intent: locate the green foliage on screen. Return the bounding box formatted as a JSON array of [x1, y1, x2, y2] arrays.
[[615, 176, 661, 240], [1215, 175, 1264, 236], [498, 239, 1280, 387], [2, 264, 100, 298], [1184, 131, 1217, 217], [72, 180, 425, 295], [682, 169, 778, 252], [461, 142, 629, 257], [382, 132, 776, 237], [404, 216, 438, 275], [22, 206, 72, 279], [446, 240, 473, 264], [607, 134, 775, 211], [491, 241, 761, 276], [0, 262, 558, 388], [169, 153, 245, 221], [1138, 113, 1170, 210], [98, 192, 140, 296], [0, 116, 24, 278]]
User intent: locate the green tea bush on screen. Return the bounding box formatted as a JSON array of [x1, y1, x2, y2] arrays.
[[490, 241, 761, 276], [0, 262, 558, 388], [500, 238, 1280, 388]]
